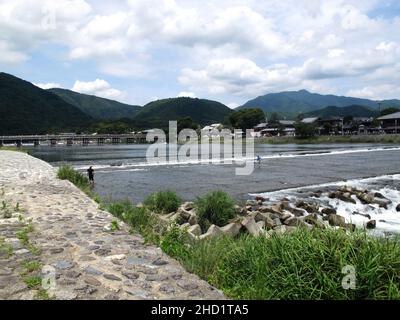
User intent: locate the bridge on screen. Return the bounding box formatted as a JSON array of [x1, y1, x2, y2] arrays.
[[0, 134, 150, 147]]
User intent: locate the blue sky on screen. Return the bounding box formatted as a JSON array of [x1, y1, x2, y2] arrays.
[[1, 0, 400, 107]]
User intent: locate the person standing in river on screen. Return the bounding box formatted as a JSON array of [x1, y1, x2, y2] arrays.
[[87, 166, 95, 185]]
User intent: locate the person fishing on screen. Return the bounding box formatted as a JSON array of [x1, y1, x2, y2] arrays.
[[256, 155, 262, 166], [87, 166, 95, 184]]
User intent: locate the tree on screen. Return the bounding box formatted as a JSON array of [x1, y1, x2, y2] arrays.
[[229, 108, 265, 131], [381, 108, 399, 116], [177, 117, 199, 133], [268, 112, 281, 124], [295, 122, 317, 138]]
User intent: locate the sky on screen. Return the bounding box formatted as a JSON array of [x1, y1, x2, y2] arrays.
[[1, 0, 400, 108]]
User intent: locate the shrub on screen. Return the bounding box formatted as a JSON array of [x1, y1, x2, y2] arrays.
[[57, 166, 91, 194], [195, 191, 236, 232], [144, 190, 182, 214]]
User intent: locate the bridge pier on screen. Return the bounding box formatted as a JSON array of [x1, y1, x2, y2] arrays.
[[0, 140, 3, 147], [112, 138, 121, 144], [82, 138, 89, 146], [16, 141, 22, 148], [50, 139, 57, 146], [34, 140, 39, 147], [67, 139, 73, 146], [97, 138, 105, 145]]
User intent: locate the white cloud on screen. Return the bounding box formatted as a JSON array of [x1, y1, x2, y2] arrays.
[[34, 82, 61, 89], [71, 79, 125, 100], [177, 91, 196, 98], [179, 58, 302, 97], [227, 102, 240, 109], [347, 84, 400, 100], [1, 0, 400, 102]]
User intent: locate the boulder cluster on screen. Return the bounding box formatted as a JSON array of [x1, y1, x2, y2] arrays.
[[155, 186, 397, 240]]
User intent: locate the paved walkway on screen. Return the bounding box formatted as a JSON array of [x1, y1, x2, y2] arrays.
[[0, 151, 225, 300]]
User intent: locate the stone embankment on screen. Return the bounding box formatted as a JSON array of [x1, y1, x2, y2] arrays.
[[0, 151, 225, 300]]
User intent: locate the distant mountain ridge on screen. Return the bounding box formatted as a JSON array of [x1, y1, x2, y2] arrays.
[[303, 105, 378, 119], [239, 89, 400, 114], [131, 97, 233, 128], [48, 88, 142, 120], [0, 73, 92, 135]]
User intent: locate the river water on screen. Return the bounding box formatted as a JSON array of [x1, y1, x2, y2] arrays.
[[29, 143, 400, 234]]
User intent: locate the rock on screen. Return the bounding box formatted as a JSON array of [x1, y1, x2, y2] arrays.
[[146, 274, 169, 281], [304, 213, 319, 225], [220, 223, 242, 237], [321, 207, 336, 215], [54, 260, 74, 270], [84, 276, 102, 287], [256, 221, 265, 229], [352, 212, 371, 220], [94, 248, 112, 256], [65, 271, 81, 279], [255, 196, 266, 202], [284, 217, 308, 228], [152, 258, 168, 266], [121, 271, 140, 280], [373, 198, 391, 209], [345, 223, 356, 232], [188, 214, 198, 226], [246, 200, 258, 207], [397, 204, 400, 212], [328, 214, 346, 227], [199, 225, 224, 240], [188, 224, 202, 236], [296, 201, 318, 213], [178, 208, 192, 220], [177, 280, 199, 291], [254, 212, 275, 229], [49, 248, 64, 254], [337, 193, 356, 204], [241, 217, 263, 236], [374, 192, 386, 199], [280, 213, 292, 221], [356, 192, 375, 204], [366, 220, 376, 229], [104, 254, 126, 261], [179, 223, 191, 230], [273, 218, 282, 227], [273, 225, 287, 235], [84, 266, 103, 275], [182, 202, 195, 211], [103, 274, 122, 281]]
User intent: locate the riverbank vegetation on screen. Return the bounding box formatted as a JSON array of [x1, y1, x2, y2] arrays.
[[57, 167, 400, 300], [255, 134, 400, 145]]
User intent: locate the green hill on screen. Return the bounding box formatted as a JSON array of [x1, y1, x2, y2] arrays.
[[132, 97, 233, 128], [240, 90, 400, 114], [303, 105, 378, 119], [49, 88, 142, 120], [0, 73, 92, 135]]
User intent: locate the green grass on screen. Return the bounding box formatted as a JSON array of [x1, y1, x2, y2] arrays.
[[106, 200, 161, 243], [195, 191, 236, 232], [23, 276, 42, 289], [0, 146, 30, 153], [57, 166, 93, 196], [0, 238, 13, 258], [163, 228, 400, 300], [256, 134, 400, 145], [22, 260, 42, 273], [144, 190, 182, 215]]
